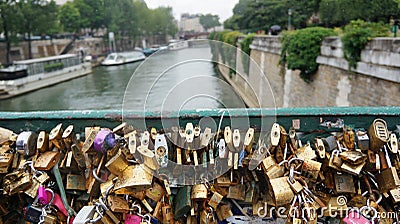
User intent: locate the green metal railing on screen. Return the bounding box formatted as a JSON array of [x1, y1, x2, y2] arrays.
[[0, 107, 399, 134]]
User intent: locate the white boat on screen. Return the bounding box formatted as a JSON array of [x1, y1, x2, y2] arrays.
[[0, 54, 92, 99], [168, 40, 189, 50], [101, 51, 146, 66]]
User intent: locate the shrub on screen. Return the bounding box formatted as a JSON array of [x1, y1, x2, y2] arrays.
[[240, 33, 255, 75], [342, 20, 390, 69], [280, 27, 335, 82]]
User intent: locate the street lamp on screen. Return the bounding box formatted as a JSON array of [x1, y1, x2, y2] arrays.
[[288, 9, 292, 30]]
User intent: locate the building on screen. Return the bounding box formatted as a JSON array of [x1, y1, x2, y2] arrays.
[[179, 14, 204, 32]]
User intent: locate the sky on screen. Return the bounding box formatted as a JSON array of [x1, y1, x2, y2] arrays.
[[144, 0, 239, 22]]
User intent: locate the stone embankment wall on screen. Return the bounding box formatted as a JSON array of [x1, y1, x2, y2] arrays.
[[217, 35, 400, 108], [0, 38, 105, 64]]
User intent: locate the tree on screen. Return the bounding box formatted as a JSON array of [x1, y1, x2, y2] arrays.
[[59, 2, 81, 33], [18, 0, 58, 59], [200, 14, 221, 31], [73, 0, 106, 33], [224, 0, 315, 32], [0, 0, 22, 64], [319, 0, 400, 27]]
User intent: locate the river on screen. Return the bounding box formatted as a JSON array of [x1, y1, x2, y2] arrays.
[[0, 44, 245, 112]]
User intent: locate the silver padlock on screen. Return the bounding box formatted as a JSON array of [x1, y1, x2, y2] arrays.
[[73, 205, 96, 224]]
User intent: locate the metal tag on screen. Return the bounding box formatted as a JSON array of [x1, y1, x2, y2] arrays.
[[154, 134, 168, 167]]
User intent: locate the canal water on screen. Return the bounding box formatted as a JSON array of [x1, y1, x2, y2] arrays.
[[0, 44, 244, 111]]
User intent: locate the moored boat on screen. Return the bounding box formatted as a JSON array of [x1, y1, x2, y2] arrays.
[[168, 39, 189, 50], [101, 51, 146, 66], [0, 54, 92, 99]]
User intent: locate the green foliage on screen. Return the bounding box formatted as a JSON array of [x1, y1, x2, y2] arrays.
[[240, 33, 255, 74], [208, 31, 244, 75], [319, 0, 400, 27], [59, 2, 81, 33], [224, 0, 317, 32], [200, 14, 221, 30], [240, 33, 255, 55], [44, 62, 64, 72], [341, 20, 390, 69], [280, 27, 335, 82]]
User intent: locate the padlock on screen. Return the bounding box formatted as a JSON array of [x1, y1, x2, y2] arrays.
[[73, 205, 96, 224], [0, 127, 14, 145], [0, 151, 13, 174], [389, 187, 400, 203], [269, 176, 294, 206], [322, 196, 348, 217], [208, 191, 223, 209], [98, 199, 121, 224], [390, 133, 398, 154], [356, 129, 369, 151], [154, 134, 168, 167], [340, 161, 365, 176], [173, 186, 192, 219], [162, 197, 174, 224], [329, 150, 343, 169], [217, 139, 228, 158], [201, 127, 212, 148], [339, 150, 367, 165], [270, 123, 280, 147], [4, 169, 32, 195], [334, 172, 356, 194], [71, 144, 86, 168], [368, 118, 389, 151], [34, 151, 61, 171], [376, 167, 400, 192], [126, 131, 137, 155], [25, 172, 50, 198], [125, 204, 143, 224], [37, 131, 50, 153], [94, 129, 116, 153], [145, 181, 166, 202], [322, 135, 338, 152], [343, 126, 355, 150], [301, 159, 322, 182], [82, 129, 98, 153], [140, 147, 160, 171], [62, 124, 75, 149], [227, 177, 246, 201], [315, 137, 326, 159], [24, 204, 43, 223], [105, 149, 129, 175], [342, 210, 371, 224], [224, 126, 233, 151], [190, 183, 207, 201], [289, 127, 299, 150], [66, 173, 86, 191], [200, 208, 217, 224], [16, 131, 38, 156], [107, 195, 130, 213], [49, 123, 65, 151], [114, 165, 153, 192], [295, 143, 317, 160]]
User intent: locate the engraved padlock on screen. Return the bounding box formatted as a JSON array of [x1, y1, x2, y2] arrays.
[[368, 118, 389, 151]]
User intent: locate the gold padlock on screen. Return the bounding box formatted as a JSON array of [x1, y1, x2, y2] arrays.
[[269, 176, 294, 206], [162, 196, 174, 224], [334, 172, 356, 194], [34, 151, 61, 171], [114, 165, 153, 192], [37, 131, 50, 153], [227, 178, 245, 201], [0, 152, 13, 174], [105, 149, 129, 176], [216, 204, 233, 221], [191, 183, 208, 201], [368, 118, 389, 151], [107, 195, 130, 213], [145, 181, 166, 202], [66, 174, 86, 191], [49, 123, 65, 151], [0, 127, 14, 145], [301, 159, 322, 182], [342, 126, 355, 150], [137, 145, 159, 171]]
